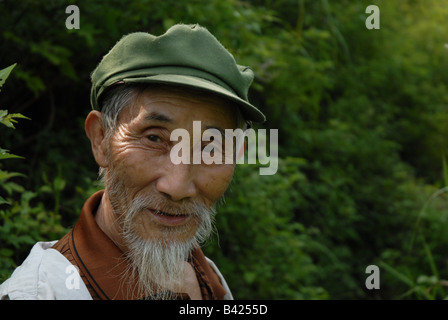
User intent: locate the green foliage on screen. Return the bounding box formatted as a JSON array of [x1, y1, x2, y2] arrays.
[[0, 64, 30, 161], [0, 64, 67, 282], [0, 64, 26, 205], [1, 0, 448, 299], [0, 111, 30, 132], [205, 158, 329, 299]]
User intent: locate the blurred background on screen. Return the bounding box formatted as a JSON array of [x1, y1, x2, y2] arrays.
[[1, 0, 448, 299]]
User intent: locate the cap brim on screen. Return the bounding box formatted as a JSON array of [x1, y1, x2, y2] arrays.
[[122, 74, 266, 123]]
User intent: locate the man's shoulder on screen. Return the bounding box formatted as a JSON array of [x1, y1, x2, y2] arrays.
[[0, 241, 91, 300]]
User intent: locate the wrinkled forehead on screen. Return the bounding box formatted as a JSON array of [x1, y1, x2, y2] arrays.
[[120, 85, 241, 129]]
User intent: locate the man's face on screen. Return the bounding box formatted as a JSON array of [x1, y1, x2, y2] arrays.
[[104, 87, 237, 245]]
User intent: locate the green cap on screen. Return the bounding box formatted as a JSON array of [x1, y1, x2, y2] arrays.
[[90, 24, 265, 123]]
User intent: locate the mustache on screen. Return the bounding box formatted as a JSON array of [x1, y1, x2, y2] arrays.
[[125, 192, 215, 219], [121, 192, 217, 247]]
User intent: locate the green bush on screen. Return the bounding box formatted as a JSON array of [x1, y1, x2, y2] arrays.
[[204, 158, 329, 299], [0, 64, 67, 282]]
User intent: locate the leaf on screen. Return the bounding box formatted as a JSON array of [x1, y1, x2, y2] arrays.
[[244, 271, 256, 284], [0, 63, 16, 89], [0, 248, 14, 257], [0, 110, 30, 129], [0, 145, 25, 163], [1, 181, 25, 194], [13, 69, 46, 96], [39, 185, 52, 194], [0, 170, 25, 182], [0, 148, 24, 160], [53, 176, 66, 192], [379, 261, 414, 287], [6, 113, 30, 120], [0, 196, 10, 206]]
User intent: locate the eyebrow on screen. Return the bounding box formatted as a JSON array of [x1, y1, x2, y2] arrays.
[[144, 111, 227, 135], [144, 111, 173, 123]]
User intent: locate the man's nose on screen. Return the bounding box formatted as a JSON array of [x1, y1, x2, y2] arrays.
[[155, 163, 197, 202]]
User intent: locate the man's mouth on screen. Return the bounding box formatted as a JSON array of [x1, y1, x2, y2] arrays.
[[148, 208, 191, 227]]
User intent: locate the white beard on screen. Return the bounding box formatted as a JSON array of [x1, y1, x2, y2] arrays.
[[122, 227, 197, 299], [106, 169, 216, 299]]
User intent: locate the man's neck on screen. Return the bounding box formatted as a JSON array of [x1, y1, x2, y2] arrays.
[[94, 190, 128, 253]]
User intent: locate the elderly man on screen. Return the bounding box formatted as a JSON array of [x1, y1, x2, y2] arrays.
[[0, 24, 265, 300]]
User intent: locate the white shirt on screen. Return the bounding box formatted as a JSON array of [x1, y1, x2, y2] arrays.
[[0, 241, 92, 300]]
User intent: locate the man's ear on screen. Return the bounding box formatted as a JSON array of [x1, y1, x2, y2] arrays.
[[85, 110, 109, 168]]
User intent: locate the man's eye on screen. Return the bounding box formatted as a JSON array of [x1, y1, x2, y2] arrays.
[[148, 135, 162, 142]]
